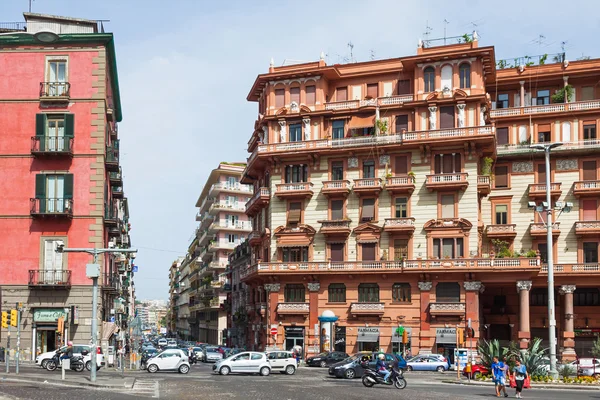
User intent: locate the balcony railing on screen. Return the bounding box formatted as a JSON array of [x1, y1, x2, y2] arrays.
[[29, 269, 71, 288], [573, 180, 600, 197], [209, 201, 246, 214], [541, 263, 600, 274], [477, 175, 491, 194], [350, 302, 385, 315], [30, 198, 73, 217], [276, 302, 310, 314], [353, 178, 382, 189], [498, 140, 600, 155], [274, 182, 314, 198], [530, 222, 560, 236], [105, 143, 119, 170], [323, 95, 413, 111], [112, 185, 124, 198], [383, 218, 416, 231], [385, 176, 416, 193], [485, 224, 517, 237], [575, 221, 600, 235], [210, 182, 253, 194], [429, 302, 466, 315], [245, 187, 270, 215], [109, 170, 123, 185], [528, 183, 561, 198], [490, 100, 600, 118], [31, 136, 73, 155], [322, 180, 352, 195], [39, 82, 70, 99], [426, 173, 469, 190]]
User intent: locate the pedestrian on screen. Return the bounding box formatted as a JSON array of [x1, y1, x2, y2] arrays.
[[511, 358, 528, 399], [117, 344, 125, 369], [491, 356, 508, 397]]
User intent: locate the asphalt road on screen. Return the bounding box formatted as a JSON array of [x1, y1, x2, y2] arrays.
[[1, 362, 599, 399]]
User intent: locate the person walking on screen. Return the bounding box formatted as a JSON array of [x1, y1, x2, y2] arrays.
[[491, 356, 508, 397], [511, 359, 528, 399]]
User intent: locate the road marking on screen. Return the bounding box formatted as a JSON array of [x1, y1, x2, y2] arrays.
[[132, 379, 160, 398]]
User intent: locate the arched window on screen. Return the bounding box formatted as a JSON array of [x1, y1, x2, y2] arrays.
[[358, 283, 379, 302], [392, 283, 411, 302], [440, 65, 453, 91], [424, 66, 435, 92], [436, 282, 460, 302], [459, 63, 471, 89]]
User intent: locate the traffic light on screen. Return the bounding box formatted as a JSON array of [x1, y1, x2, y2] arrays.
[[57, 316, 64, 334], [10, 309, 17, 327], [1, 311, 8, 328], [457, 328, 465, 346], [402, 330, 408, 344]]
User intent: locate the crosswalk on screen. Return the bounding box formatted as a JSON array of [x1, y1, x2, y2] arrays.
[[131, 379, 160, 398]]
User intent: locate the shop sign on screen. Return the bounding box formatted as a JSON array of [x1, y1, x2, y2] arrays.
[[358, 327, 380, 335], [436, 328, 457, 344], [33, 309, 67, 323], [575, 329, 600, 338]]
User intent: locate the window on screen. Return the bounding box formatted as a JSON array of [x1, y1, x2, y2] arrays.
[[275, 89, 285, 108], [424, 67, 435, 92], [227, 234, 238, 243], [537, 243, 548, 263], [395, 115, 408, 134], [530, 288, 547, 306], [440, 194, 455, 218], [494, 166, 509, 188], [583, 160, 597, 181], [43, 238, 64, 272], [285, 284, 305, 302], [251, 353, 263, 360], [362, 160, 375, 178], [397, 79, 410, 95], [226, 214, 239, 226], [435, 282, 460, 302], [289, 123, 302, 142], [536, 163, 548, 184], [432, 238, 464, 259], [332, 120, 345, 139], [574, 288, 600, 307], [497, 94, 509, 109], [331, 199, 344, 220], [582, 86, 595, 101], [459, 64, 471, 89], [282, 247, 308, 262], [439, 106, 455, 129], [361, 243, 376, 261], [584, 124, 597, 141], [395, 155, 409, 175], [394, 239, 408, 260], [35, 173, 73, 213], [583, 242, 598, 263], [538, 130, 551, 143], [331, 161, 344, 180], [290, 87, 300, 104], [328, 283, 346, 302], [35, 114, 74, 152], [582, 199, 597, 221], [48, 60, 67, 82], [434, 153, 461, 173], [495, 204, 508, 224], [358, 283, 379, 302], [536, 90, 550, 105], [496, 127, 509, 146], [392, 283, 411, 302], [285, 164, 308, 183], [288, 201, 302, 226], [330, 243, 345, 262], [305, 85, 316, 105], [336, 87, 347, 101], [366, 83, 378, 99], [395, 197, 408, 218], [361, 198, 375, 222]]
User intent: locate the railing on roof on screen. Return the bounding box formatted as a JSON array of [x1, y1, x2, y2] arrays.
[[0, 22, 26, 32], [422, 33, 475, 48], [496, 53, 565, 70]]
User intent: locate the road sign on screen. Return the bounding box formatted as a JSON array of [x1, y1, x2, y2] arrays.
[[110, 316, 115, 323], [270, 327, 278, 335]]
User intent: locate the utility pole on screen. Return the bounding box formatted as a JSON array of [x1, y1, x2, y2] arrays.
[[16, 305, 21, 374]]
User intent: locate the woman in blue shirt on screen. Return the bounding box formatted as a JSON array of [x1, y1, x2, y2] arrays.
[[511, 359, 528, 399]]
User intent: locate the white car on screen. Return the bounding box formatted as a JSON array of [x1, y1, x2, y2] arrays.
[[266, 351, 297, 375], [36, 344, 105, 371], [157, 338, 168, 347], [213, 351, 271, 376], [146, 349, 190, 374], [167, 339, 177, 346]]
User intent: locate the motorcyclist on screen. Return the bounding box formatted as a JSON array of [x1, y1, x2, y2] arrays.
[[60, 341, 74, 361], [376, 353, 391, 383]]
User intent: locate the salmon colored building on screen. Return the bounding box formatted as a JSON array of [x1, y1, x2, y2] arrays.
[[239, 33, 600, 361], [0, 14, 133, 359]]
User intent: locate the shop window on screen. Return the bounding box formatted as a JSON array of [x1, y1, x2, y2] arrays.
[[284, 284, 305, 302], [392, 283, 411, 302], [436, 282, 460, 302], [328, 283, 346, 303], [358, 283, 379, 302]]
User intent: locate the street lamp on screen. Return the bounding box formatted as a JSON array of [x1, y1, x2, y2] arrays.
[[528, 141, 563, 379], [56, 243, 137, 382]]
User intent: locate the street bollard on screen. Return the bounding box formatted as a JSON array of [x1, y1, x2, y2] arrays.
[[466, 359, 472, 382], [62, 358, 70, 380]]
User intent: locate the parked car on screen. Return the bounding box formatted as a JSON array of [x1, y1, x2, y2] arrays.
[[564, 358, 600, 377], [462, 363, 490, 378], [328, 352, 406, 379], [36, 344, 105, 371], [213, 351, 271, 376], [146, 349, 190, 374], [406, 354, 450, 372], [306, 351, 349, 368], [266, 351, 298, 374], [203, 346, 224, 363]]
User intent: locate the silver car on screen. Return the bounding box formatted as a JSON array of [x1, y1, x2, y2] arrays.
[[213, 351, 271, 376], [203, 346, 224, 363]]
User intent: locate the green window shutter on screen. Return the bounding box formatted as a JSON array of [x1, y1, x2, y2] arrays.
[[35, 174, 46, 198], [36, 114, 47, 151], [63, 174, 74, 199], [64, 114, 74, 137]]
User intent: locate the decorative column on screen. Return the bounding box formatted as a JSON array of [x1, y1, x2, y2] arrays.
[[302, 117, 311, 141], [560, 285, 577, 361], [519, 81, 525, 107], [428, 107, 437, 130], [463, 281, 484, 351], [516, 280, 532, 349], [418, 281, 433, 354], [457, 103, 466, 128], [307, 282, 320, 356], [262, 125, 269, 144], [264, 283, 280, 349], [278, 120, 287, 143], [479, 105, 486, 126]]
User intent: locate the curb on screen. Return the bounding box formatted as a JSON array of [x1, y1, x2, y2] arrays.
[[441, 379, 600, 391], [0, 374, 136, 390]]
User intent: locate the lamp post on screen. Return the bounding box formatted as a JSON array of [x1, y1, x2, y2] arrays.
[[56, 244, 137, 382], [529, 142, 563, 379]]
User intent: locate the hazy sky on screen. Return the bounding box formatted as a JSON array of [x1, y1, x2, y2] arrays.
[[4, 0, 598, 300]]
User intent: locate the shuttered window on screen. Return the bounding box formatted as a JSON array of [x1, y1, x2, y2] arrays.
[[439, 106, 455, 129], [436, 282, 460, 302], [441, 195, 455, 218], [367, 83, 378, 99], [305, 85, 316, 105], [583, 161, 597, 181], [536, 163, 547, 183], [494, 166, 509, 188], [290, 87, 300, 104], [361, 244, 376, 262], [459, 64, 471, 88], [361, 198, 375, 222], [328, 283, 346, 302], [582, 200, 597, 221], [331, 199, 344, 220], [358, 283, 379, 302], [397, 79, 410, 95], [395, 115, 408, 134], [392, 283, 411, 302], [582, 87, 595, 101], [275, 89, 285, 107], [336, 87, 347, 101], [330, 244, 345, 263], [285, 284, 305, 302], [424, 67, 435, 92], [288, 202, 302, 225], [496, 127, 509, 145], [395, 155, 408, 175]]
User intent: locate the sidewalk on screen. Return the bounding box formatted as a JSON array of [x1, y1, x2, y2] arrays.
[[0, 370, 135, 390], [442, 378, 600, 391]]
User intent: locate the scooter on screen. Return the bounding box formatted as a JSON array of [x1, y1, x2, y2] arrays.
[[46, 351, 85, 372], [361, 362, 407, 389]]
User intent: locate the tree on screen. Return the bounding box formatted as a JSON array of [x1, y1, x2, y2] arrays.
[[159, 316, 166, 327], [591, 337, 600, 358]]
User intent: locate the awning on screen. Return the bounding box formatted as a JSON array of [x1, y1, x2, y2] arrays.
[[276, 241, 310, 248], [391, 327, 413, 343], [348, 115, 375, 129], [356, 327, 380, 342], [101, 321, 118, 341], [435, 328, 457, 344]]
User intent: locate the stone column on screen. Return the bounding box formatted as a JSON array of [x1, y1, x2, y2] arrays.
[[479, 105, 486, 126], [307, 282, 320, 356], [519, 81, 525, 107], [278, 120, 287, 143], [264, 283, 280, 349], [463, 281, 484, 351], [516, 280, 532, 349], [457, 104, 466, 128], [428, 107, 437, 130], [302, 117, 311, 141], [560, 284, 577, 361], [418, 281, 433, 354]]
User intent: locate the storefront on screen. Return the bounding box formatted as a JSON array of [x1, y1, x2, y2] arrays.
[[32, 308, 68, 357], [334, 326, 346, 352], [357, 327, 379, 352], [284, 326, 305, 355], [391, 326, 412, 356], [435, 328, 456, 365], [574, 329, 600, 357]]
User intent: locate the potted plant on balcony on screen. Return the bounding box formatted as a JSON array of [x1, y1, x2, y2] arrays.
[[408, 171, 416, 183], [551, 84, 574, 103], [376, 119, 388, 136]]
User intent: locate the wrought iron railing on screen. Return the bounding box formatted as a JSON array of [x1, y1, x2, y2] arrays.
[[30, 198, 73, 216], [31, 136, 73, 154], [40, 82, 70, 98], [29, 269, 71, 287]]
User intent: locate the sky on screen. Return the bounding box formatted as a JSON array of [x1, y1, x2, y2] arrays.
[[3, 0, 599, 300]]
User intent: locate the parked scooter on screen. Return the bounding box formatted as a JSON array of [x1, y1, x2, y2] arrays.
[[361, 361, 406, 389], [46, 350, 85, 372]]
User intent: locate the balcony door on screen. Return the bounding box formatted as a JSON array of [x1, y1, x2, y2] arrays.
[[47, 60, 67, 96], [583, 243, 599, 263], [583, 161, 597, 181], [47, 175, 65, 212], [47, 117, 65, 151], [43, 238, 63, 284]]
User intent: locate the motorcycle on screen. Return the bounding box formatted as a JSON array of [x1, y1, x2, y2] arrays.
[[46, 350, 85, 373], [361, 361, 407, 390], [188, 352, 197, 365]]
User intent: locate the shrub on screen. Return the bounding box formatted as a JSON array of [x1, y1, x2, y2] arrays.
[[558, 364, 575, 380]]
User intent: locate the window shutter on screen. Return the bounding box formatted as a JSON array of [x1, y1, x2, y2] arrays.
[[361, 243, 376, 261], [36, 114, 47, 136], [305, 86, 316, 105], [290, 87, 300, 104], [441, 195, 455, 218], [442, 154, 453, 173], [337, 87, 347, 101], [397, 80, 410, 95], [454, 153, 462, 172], [395, 115, 408, 133], [439, 106, 455, 129], [275, 89, 285, 107], [536, 163, 547, 184], [434, 155, 441, 174], [582, 200, 597, 221], [63, 174, 74, 199], [496, 127, 509, 145], [330, 243, 344, 262], [285, 166, 291, 183], [495, 166, 508, 188], [395, 155, 408, 175], [64, 113, 74, 137], [331, 199, 344, 220], [362, 199, 375, 220], [35, 174, 46, 198], [367, 84, 378, 99], [583, 161, 597, 181]]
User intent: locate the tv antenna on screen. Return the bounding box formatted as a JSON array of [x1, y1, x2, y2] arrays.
[[370, 49, 376, 61], [348, 42, 354, 63], [423, 21, 432, 47], [443, 19, 450, 45], [561, 41, 567, 53], [534, 34, 546, 50]]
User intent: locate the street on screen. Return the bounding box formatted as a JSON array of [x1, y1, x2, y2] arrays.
[[0, 362, 598, 399]]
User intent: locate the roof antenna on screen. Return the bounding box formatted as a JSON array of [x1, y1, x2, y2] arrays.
[[443, 19, 450, 45], [370, 49, 376, 61], [348, 42, 354, 63], [534, 34, 546, 51], [423, 21, 432, 48]]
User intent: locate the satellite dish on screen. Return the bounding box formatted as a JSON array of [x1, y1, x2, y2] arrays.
[[33, 30, 59, 43]]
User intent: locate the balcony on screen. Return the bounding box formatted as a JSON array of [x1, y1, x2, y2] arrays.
[[575, 221, 600, 236], [485, 224, 517, 239], [208, 261, 227, 271], [528, 183, 561, 199], [323, 95, 413, 111], [490, 100, 600, 118], [104, 202, 119, 226], [429, 302, 466, 316], [425, 173, 469, 191], [319, 219, 351, 235], [350, 302, 385, 316], [209, 182, 253, 196], [353, 178, 382, 196], [102, 274, 120, 293], [246, 187, 270, 215], [276, 302, 310, 315], [274, 182, 314, 199], [112, 185, 124, 198], [383, 217, 416, 233], [498, 140, 600, 156], [30, 198, 73, 218], [29, 269, 71, 288], [208, 201, 245, 215], [542, 263, 600, 275], [322, 180, 351, 197], [385, 176, 415, 194], [105, 143, 119, 171], [477, 176, 491, 195], [39, 82, 70, 102], [573, 181, 600, 197], [31, 136, 73, 157], [198, 196, 215, 214], [529, 222, 561, 237], [208, 220, 252, 233], [109, 170, 123, 186]]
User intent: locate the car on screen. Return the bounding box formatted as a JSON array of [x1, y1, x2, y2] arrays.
[[146, 349, 190, 374], [462, 363, 490, 378], [35, 344, 105, 371], [203, 346, 224, 363], [406, 354, 450, 372], [328, 352, 406, 379], [213, 351, 271, 376], [167, 339, 177, 347], [157, 338, 168, 347], [266, 351, 298, 374], [565, 358, 600, 377], [306, 351, 349, 368]]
